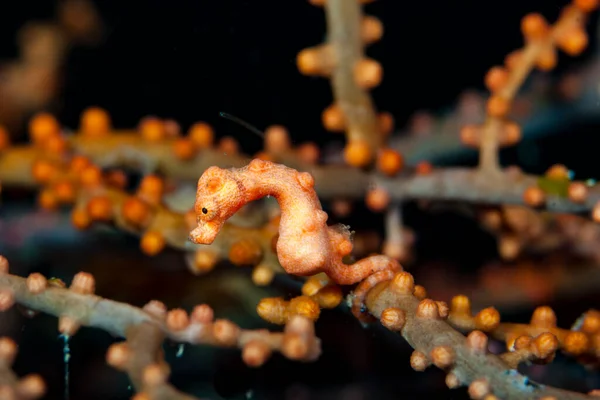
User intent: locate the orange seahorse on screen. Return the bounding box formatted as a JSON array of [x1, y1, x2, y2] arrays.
[[188, 158, 401, 319]]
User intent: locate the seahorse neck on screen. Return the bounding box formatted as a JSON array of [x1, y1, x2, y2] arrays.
[[241, 170, 295, 221]]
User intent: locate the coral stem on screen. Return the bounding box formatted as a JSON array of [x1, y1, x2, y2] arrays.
[[325, 0, 381, 152]]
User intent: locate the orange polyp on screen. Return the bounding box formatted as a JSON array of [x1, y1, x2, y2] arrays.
[[81, 107, 111, 137], [218, 137, 239, 155], [504, 50, 523, 71], [536, 48, 558, 71], [70, 155, 91, 173], [322, 104, 346, 132], [43, 135, 68, 155], [360, 16, 383, 44], [140, 117, 166, 142], [567, 182, 588, 203], [486, 96, 510, 118], [460, 125, 480, 147], [344, 140, 373, 167], [377, 149, 403, 177], [484, 66, 509, 93], [189, 159, 401, 319], [138, 176, 164, 206], [264, 125, 291, 154], [122, 197, 151, 227], [139, 175, 164, 197], [190, 250, 218, 274], [354, 58, 383, 89], [557, 28, 588, 56], [500, 122, 522, 146], [172, 138, 197, 160], [29, 113, 60, 145], [71, 209, 91, 230], [86, 196, 113, 221], [53, 181, 76, 203], [163, 119, 181, 137], [296, 142, 320, 165], [365, 187, 390, 212], [521, 13, 549, 39], [32, 160, 58, 184], [545, 164, 570, 180], [297, 46, 332, 76], [141, 231, 165, 256], [80, 165, 103, 187], [188, 122, 214, 149], [523, 186, 545, 207], [378, 112, 394, 136], [38, 189, 58, 210], [228, 238, 263, 266]]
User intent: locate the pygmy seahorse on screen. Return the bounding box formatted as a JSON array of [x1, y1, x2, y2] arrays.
[[189, 158, 401, 318]]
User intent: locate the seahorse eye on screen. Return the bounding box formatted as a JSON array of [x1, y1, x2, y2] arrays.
[[202, 207, 208, 214]]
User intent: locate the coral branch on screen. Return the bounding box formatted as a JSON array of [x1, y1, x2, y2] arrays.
[[376, 167, 599, 213], [111, 323, 200, 400], [0, 143, 284, 278], [6, 138, 600, 219], [477, 4, 592, 174], [0, 130, 302, 188], [3, 127, 600, 221], [0, 267, 320, 364], [70, 133, 249, 181], [324, 0, 382, 159], [366, 272, 593, 399], [297, 0, 384, 166]]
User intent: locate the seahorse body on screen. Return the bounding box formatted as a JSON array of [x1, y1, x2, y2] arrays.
[[189, 159, 401, 318]]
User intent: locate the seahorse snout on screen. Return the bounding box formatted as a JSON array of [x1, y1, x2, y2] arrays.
[[188, 224, 219, 244]]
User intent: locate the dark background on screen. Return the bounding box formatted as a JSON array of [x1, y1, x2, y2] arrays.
[[1, 0, 595, 152], [0, 1, 599, 399]]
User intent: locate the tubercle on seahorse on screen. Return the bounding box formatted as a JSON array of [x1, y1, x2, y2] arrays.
[[189, 158, 401, 319]]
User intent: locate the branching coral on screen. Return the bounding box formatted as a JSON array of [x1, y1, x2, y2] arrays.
[[297, 0, 388, 167], [0, 256, 320, 399], [365, 271, 597, 399], [467, 2, 595, 175]]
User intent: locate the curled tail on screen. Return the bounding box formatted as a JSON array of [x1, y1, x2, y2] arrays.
[[325, 254, 402, 321]]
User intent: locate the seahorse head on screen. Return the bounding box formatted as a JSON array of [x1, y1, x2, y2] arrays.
[[189, 166, 245, 244]]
